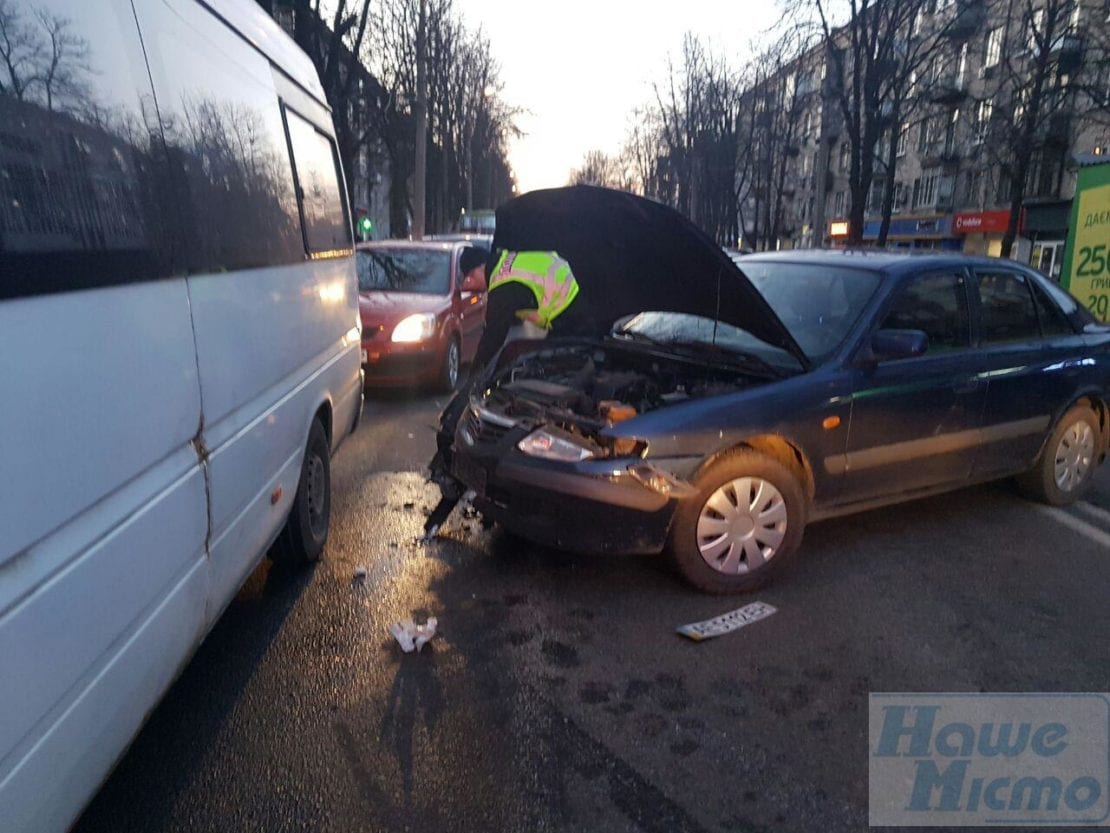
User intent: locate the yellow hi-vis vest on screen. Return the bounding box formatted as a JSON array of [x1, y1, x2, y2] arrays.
[[488, 250, 579, 329]]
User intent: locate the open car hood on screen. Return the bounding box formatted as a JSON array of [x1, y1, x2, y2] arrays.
[[492, 186, 809, 368]]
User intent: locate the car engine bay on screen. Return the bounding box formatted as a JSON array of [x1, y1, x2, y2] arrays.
[[479, 341, 761, 445]]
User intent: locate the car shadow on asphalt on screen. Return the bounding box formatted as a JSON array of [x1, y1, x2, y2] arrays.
[[72, 559, 315, 833]]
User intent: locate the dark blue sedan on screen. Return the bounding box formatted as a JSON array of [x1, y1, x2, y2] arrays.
[[440, 187, 1109, 594]]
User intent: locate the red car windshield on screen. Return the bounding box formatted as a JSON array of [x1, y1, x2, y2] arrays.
[[357, 249, 451, 295]]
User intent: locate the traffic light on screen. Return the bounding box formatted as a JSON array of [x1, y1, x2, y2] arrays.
[[355, 209, 373, 241]]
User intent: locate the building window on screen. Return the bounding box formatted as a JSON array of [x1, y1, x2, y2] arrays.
[[938, 174, 955, 208], [895, 182, 908, 212], [985, 26, 1003, 68], [896, 123, 908, 157], [867, 179, 886, 214], [834, 190, 846, 215], [974, 99, 992, 144], [913, 174, 939, 209], [963, 169, 983, 206], [1028, 8, 1045, 54], [945, 108, 960, 154], [839, 140, 851, 172], [1013, 88, 1029, 126], [919, 116, 940, 152]]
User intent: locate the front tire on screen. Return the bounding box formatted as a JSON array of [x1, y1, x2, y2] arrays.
[[1016, 404, 1100, 506], [668, 450, 806, 594], [271, 418, 331, 567], [438, 337, 460, 393]]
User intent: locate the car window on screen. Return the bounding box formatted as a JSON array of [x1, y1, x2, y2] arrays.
[[1029, 278, 1075, 337], [357, 249, 451, 294], [285, 108, 351, 256], [880, 271, 970, 353], [976, 270, 1039, 344]]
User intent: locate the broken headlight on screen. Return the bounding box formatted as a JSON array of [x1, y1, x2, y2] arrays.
[[517, 430, 595, 462]]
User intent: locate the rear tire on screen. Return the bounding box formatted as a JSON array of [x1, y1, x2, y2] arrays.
[[271, 418, 331, 567], [1016, 404, 1100, 506], [668, 450, 806, 594], [438, 337, 461, 393]]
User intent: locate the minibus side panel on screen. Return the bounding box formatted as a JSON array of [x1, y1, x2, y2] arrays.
[[133, 0, 360, 620]]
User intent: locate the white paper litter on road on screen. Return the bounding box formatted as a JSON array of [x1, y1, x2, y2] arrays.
[[676, 602, 777, 642], [389, 617, 438, 653]]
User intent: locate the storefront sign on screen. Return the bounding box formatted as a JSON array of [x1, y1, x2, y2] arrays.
[[829, 220, 850, 237], [953, 209, 1011, 235], [1061, 162, 1110, 322], [862, 215, 953, 239]]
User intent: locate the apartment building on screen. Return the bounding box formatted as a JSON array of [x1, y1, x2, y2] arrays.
[[740, 0, 1109, 277]]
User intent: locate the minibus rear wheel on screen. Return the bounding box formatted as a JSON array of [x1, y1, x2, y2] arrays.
[[271, 418, 330, 567]]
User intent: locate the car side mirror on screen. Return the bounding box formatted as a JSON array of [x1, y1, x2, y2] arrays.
[[460, 270, 487, 293], [870, 328, 929, 361]]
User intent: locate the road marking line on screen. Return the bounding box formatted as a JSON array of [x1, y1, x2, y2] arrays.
[[1035, 504, 1110, 549], [1073, 500, 1110, 528]]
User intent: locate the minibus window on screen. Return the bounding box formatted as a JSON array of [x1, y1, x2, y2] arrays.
[[143, 19, 304, 274], [285, 109, 352, 257], [0, 0, 176, 299]]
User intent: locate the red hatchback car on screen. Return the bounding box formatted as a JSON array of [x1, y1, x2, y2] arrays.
[[357, 241, 488, 390]]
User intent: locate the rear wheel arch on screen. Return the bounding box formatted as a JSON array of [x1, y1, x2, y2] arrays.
[[1077, 394, 1109, 456], [314, 400, 334, 451], [1045, 394, 1108, 461]]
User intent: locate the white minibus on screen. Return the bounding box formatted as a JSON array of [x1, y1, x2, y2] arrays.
[[0, 1, 362, 829]]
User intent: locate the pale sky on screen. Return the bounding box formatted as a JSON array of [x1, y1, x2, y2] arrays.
[[453, 1, 780, 195]]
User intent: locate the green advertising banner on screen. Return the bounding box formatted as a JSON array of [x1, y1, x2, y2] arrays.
[[1061, 161, 1110, 322]]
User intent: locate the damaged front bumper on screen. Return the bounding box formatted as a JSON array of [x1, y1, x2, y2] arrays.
[[452, 403, 698, 555]]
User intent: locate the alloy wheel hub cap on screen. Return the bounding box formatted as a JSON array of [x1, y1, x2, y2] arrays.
[[1054, 421, 1094, 492], [696, 476, 787, 575]]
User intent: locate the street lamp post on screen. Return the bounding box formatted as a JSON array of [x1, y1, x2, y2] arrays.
[[413, 0, 427, 239]]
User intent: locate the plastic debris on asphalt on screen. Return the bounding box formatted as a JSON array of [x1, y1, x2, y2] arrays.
[[389, 617, 438, 653], [676, 602, 777, 642]]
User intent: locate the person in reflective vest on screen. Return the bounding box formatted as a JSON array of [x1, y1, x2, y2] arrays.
[[471, 250, 580, 368]]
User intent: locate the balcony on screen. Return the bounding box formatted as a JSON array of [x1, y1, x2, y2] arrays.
[[928, 74, 969, 104], [1042, 114, 1072, 146], [1050, 33, 1083, 71], [942, 1, 987, 40], [920, 143, 961, 170]]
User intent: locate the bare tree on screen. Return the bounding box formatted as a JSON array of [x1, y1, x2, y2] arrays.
[[364, 0, 518, 234], [650, 34, 742, 243], [793, 0, 941, 245], [568, 149, 632, 189], [735, 29, 810, 250], [978, 0, 1110, 256]]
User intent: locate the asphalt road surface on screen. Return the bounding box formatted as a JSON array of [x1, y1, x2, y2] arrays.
[[75, 389, 1110, 833]]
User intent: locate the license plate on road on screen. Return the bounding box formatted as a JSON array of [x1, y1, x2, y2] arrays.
[[676, 602, 777, 642]]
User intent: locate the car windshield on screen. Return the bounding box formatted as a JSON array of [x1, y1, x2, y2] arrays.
[[741, 262, 881, 364], [357, 249, 451, 295], [615, 262, 881, 369], [616, 312, 799, 373]]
